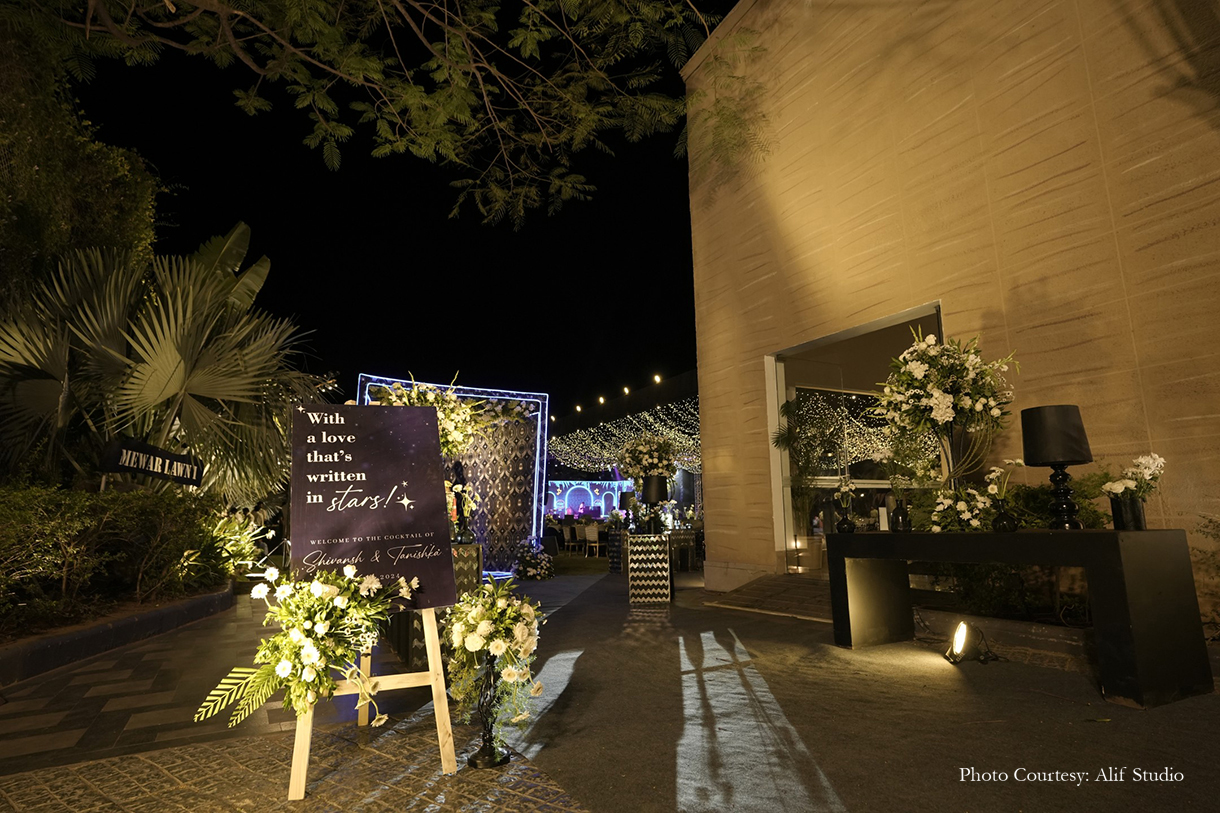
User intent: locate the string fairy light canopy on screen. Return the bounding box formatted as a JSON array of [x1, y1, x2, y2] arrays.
[[549, 397, 701, 474]]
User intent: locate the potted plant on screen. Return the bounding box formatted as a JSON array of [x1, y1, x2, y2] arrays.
[[1102, 454, 1165, 530]]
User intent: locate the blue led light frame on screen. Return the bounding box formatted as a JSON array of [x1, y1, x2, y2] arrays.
[[356, 374, 550, 542]]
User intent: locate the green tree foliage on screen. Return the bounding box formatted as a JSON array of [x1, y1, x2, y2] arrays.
[[0, 223, 333, 506], [32, 0, 720, 226], [0, 7, 157, 300]]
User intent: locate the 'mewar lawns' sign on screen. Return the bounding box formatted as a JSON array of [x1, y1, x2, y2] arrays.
[[100, 438, 204, 486], [289, 404, 456, 609]]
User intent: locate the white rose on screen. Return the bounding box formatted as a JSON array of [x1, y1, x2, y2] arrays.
[[333, 595, 349, 609], [289, 628, 304, 644], [302, 666, 317, 683], [314, 620, 330, 636], [464, 633, 486, 652], [476, 620, 494, 637], [344, 565, 358, 579], [310, 581, 326, 597]]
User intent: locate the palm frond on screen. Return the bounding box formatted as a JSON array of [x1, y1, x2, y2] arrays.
[[194, 666, 261, 722], [227, 663, 282, 727]]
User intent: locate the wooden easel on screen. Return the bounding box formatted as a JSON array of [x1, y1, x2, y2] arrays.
[[287, 606, 456, 800]]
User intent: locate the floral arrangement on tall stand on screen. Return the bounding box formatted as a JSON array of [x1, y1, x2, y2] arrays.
[[194, 566, 419, 728], [876, 331, 1017, 528], [876, 331, 1017, 485], [1102, 454, 1165, 531], [618, 434, 677, 532], [446, 578, 544, 768]]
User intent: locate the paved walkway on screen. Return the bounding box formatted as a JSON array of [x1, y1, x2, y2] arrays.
[[2, 571, 1220, 812]]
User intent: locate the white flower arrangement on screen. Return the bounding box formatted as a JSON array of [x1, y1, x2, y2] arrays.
[[930, 486, 993, 532], [446, 578, 545, 740], [617, 434, 678, 481], [875, 331, 1017, 480], [984, 459, 1024, 499], [834, 476, 855, 508], [512, 540, 555, 581], [368, 377, 535, 459], [1102, 453, 1165, 501], [195, 567, 419, 728]]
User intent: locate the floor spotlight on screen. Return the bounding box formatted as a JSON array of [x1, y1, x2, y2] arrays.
[[944, 621, 998, 664]]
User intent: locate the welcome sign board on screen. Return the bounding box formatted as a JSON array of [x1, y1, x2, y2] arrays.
[[289, 404, 457, 609]]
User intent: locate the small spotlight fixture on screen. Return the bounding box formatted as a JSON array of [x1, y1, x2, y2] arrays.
[[944, 621, 998, 664], [598, 396, 605, 404], [575, 405, 582, 413], [653, 374, 662, 383], [623, 386, 630, 395], [550, 416, 556, 422]]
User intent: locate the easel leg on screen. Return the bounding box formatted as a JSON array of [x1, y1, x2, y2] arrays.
[[288, 703, 315, 801], [357, 651, 372, 726], [422, 607, 457, 774]]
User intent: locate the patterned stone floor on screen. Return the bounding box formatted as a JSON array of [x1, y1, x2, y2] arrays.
[[0, 596, 431, 777], [0, 576, 607, 811], [0, 711, 587, 812]]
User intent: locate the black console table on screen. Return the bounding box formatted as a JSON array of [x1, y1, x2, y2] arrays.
[[826, 530, 1213, 708]]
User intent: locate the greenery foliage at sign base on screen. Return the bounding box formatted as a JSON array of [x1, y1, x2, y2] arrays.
[[195, 566, 418, 728]]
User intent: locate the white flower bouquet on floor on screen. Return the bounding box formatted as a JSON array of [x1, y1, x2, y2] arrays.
[[194, 566, 418, 728], [445, 578, 544, 742]]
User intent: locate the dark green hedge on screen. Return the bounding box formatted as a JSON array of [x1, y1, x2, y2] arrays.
[[0, 485, 229, 636]]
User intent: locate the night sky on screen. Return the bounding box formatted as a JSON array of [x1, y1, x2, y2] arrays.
[[74, 51, 698, 417]]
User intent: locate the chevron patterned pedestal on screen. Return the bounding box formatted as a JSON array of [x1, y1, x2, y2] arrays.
[[626, 534, 671, 604]]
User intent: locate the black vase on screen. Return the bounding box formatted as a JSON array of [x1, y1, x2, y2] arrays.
[[992, 498, 1018, 533], [1111, 496, 1147, 531], [642, 475, 668, 504], [835, 505, 855, 534], [890, 501, 912, 533], [467, 656, 510, 769]]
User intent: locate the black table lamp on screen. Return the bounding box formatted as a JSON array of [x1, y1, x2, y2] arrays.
[[1021, 405, 1093, 530], [618, 491, 634, 511]]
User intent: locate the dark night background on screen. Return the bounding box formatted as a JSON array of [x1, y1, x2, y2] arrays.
[[74, 51, 698, 418]]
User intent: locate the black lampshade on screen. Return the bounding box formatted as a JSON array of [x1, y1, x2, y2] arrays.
[[1021, 405, 1093, 467], [641, 475, 668, 504], [618, 491, 634, 510]]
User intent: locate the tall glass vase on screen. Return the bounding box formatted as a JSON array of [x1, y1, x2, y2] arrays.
[[467, 656, 510, 768]]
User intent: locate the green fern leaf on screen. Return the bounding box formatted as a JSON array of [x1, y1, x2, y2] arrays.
[[194, 667, 260, 722], [228, 664, 281, 727]]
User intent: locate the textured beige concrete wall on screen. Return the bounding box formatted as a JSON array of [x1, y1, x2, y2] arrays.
[[685, 0, 1220, 593]]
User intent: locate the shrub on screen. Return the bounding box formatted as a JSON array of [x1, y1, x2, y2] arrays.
[[0, 484, 231, 636]]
